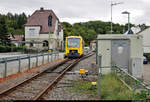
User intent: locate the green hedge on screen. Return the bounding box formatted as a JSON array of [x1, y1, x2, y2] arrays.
[[0, 45, 26, 52], [0, 45, 11, 52]]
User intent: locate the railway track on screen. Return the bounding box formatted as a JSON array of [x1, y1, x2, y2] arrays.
[[0, 52, 94, 100]]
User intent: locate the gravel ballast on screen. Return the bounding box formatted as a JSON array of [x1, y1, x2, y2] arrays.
[[0, 53, 98, 100], [43, 53, 99, 100]]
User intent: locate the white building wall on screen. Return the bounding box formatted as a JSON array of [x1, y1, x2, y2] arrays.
[[139, 28, 150, 53], [53, 20, 59, 39], [59, 29, 64, 41], [39, 34, 49, 39], [25, 26, 41, 39], [25, 20, 64, 51], [59, 29, 64, 51]]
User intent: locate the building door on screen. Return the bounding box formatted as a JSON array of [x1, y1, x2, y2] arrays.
[[111, 40, 130, 72]]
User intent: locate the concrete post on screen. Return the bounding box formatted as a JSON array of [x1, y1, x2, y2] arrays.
[[18, 56, 21, 72], [48, 53, 49, 62], [55, 53, 56, 60], [58, 53, 59, 59], [42, 54, 44, 64], [51, 54, 53, 61], [28, 55, 31, 69], [36, 54, 38, 67], [97, 55, 102, 99], [4, 58, 7, 78]]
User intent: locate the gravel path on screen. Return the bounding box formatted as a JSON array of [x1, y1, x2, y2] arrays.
[[42, 53, 99, 100]]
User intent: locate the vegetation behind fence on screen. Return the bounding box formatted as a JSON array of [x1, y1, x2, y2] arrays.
[[112, 66, 150, 99]]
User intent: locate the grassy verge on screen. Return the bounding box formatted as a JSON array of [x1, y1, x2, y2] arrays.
[[100, 73, 134, 100], [69, 73, 150, 100]]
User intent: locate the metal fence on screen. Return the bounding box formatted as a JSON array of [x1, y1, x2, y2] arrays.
[[0, 52, 59, 78], [97, 55, 150, 99], [112, 65, 150, 94]]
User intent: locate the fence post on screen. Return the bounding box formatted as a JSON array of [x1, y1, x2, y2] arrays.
[[36, 54, 38, 67], [97, 55, 102, 99], [55, 53, 56, 60], [123, 71, 125, 82], [18, 56, 21, 72], [42, 54, 44, 64], [58, 53, 59, 59], [4, 58, 7, 78], [48, 53, 49, 62], [28, 55, 30, 69], [133, 81, 137, 93], [148, 89, 150, 95], [112, 65, 116, 74], [51, 54, 53, 61]]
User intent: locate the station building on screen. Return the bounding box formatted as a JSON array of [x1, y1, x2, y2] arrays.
[[25, 7, 64, 51]]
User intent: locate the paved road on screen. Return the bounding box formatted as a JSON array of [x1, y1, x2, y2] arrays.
[[143, 63, 150, 83]]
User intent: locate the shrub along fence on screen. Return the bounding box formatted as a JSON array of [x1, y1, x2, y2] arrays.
[[0, 45, 26, 52], [112, 66, 150, 95], [97, 55, 150, 99]]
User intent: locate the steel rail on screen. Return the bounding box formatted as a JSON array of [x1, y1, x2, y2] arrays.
[[0, 58, 69, 98], [0, 52, 94, 100], [32, 53, 94, 100]]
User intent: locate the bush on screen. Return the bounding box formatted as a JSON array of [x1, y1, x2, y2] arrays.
[[0, 45, 7, 52], [0, 45, 26, 52]]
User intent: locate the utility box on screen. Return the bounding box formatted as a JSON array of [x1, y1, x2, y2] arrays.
[[131, 58, 143, 78], [97, 34, 143, 78]]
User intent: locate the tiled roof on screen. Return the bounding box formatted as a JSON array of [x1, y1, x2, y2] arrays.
[[136, 26, 150, 34], [10, 35, 23, 41], [25, 9, 60, 34]]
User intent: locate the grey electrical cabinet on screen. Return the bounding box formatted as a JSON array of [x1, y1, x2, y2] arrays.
[[131, 58, 143, 78], [97, 34, 143, 78]]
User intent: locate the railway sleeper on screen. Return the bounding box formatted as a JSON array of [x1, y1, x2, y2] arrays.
[[56, 85, 73, 88], [44, 71, 61, 74]]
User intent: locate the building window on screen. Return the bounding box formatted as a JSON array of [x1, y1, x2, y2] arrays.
[[29, 28, 35, 36], [30, 42, 33, 47], [43, 40, 49, 47]]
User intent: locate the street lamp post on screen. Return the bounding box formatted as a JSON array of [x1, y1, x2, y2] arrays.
[[122, 11, 130, 33], [110, 1, 123, 34]]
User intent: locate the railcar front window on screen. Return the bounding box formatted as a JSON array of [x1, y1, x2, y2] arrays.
[[67, 38, 80, 47]]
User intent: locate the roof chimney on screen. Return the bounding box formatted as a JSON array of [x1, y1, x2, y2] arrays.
[[40, 7, 44, 11]]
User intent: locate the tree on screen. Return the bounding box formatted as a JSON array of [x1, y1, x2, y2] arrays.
[[61, 22, 72, 40], [0, 16, 10, 45], [139, 24, 147, 31], [61, 20, 146, 45], [86, 29, 97, 44]]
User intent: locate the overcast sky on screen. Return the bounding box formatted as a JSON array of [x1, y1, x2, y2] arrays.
[[0, 0, 150, 25]]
